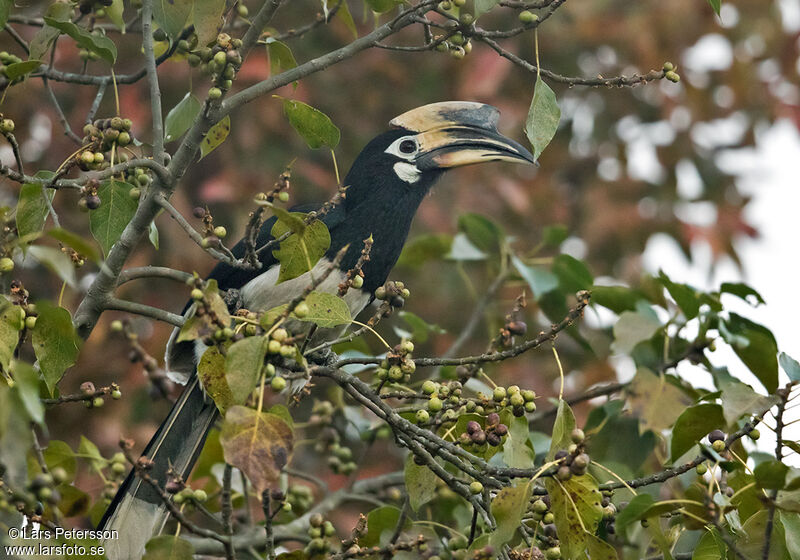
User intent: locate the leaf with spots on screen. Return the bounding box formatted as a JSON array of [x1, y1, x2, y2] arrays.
[[544, 474, 603, 559], [192, 0, 225, 47], [197, 345, 235, 413], [271, 212, 331, 283], [0, 302, 22, 372], [225, 335, 268, 405], [489, 482, 532, 548], [220, 405, 294, 494], [404, 454, 437, 512], [143, 535, 194, 560], [200, 115, 231, 160], [627, 368, 693, 434]]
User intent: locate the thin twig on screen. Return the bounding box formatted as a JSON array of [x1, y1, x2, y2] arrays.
[[222, 464, 236, 560], [117, 266, 193, 286], [104, 297, 185, 326]]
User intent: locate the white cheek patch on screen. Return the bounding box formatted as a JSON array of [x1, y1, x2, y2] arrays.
[[393, 162, 421, 184]]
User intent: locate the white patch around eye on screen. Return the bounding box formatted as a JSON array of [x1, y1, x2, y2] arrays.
[[393, 162, 421, 183], [385, 135, 419, 161]]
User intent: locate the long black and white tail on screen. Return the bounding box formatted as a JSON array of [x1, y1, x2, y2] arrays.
[[98, 377, 218, 560]]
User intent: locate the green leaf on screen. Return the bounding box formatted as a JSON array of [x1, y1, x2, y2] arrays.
[[525, 75, 560, 161], [591, 285, 640, 314], [543, 474, 603, 557], [404, 454, 437, 512], [56, 483, 91, 518], [397, 234, 452, 268], [337, 0, 358, 38], [658, 270, 700, 319], [720, 282, 765, 306], [0, 303, 22, 373], [361, 506, 408, 547], [5, 60, 43, 81], [177, 279, 230, 342], [192, 0, 225, 47], [513, 256, 558, 300], [152, 0, 193, 40], [220, 405, 294, 493], [11, 361, 45, 426], [0, 0, 11, 28], [754, 460, 789, 490], [43, 440, 77, 482], [552, 254, 593, 293], [271, 205, 307, 234], [586, 533, 619, 560], [199, 115, 231, 159], [17, 173, 55, 239], [445, 233, 486, 261], [489, 483, 532, 548], [295, 292, 352, 328], [738, 510, 788, 560], [364, 0, 404, 13], [722, 313, 778, 393], [31, 302, 81, 396], [29, 3, 72, 61], [542, 224, 568, 246], [547, 400, 576, 461], [693, 528, 726, 560], [281, 99, 340, 149], [612, 310, 661, 354], [47, 228, 100, 262], [782, 512, 800, 560], [89, 180, 138, 257], [225, 336, 268, 405], [501, 415, 535, 468], [706, 0, 721, 16], [78, 435, 105, 474], [458, 213, 504, 253], [397, 311, 445, 344], [143, 535, 194, 560], [164, 93, 201, 142], [267, 39, 297, 75], [670, 403, 725, 461], [27, 245, 76, 287], [271, 213, 331, 283], [474, 0, 500, 18], [197, 345, 235, 413], [615, 493, 655, 534], [43, 18, 117, 64], [780, 352, 800, 382], [106, 0, 126, 32]]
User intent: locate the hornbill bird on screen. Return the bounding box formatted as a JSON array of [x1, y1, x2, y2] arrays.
[[99, 101, 534, 558]]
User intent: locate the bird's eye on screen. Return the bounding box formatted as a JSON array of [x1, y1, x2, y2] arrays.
[[398, 139, 417, 154]]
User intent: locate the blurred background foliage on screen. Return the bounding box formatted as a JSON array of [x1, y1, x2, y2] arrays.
[[0, 0, 797, 538]]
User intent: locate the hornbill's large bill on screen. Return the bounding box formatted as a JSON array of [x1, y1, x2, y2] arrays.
[[98, 101, 535, 559]]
